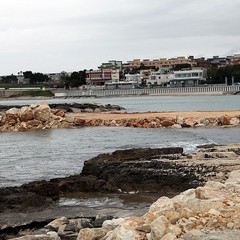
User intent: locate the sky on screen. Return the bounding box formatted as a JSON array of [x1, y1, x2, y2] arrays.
[[1, 0, 240, 75]]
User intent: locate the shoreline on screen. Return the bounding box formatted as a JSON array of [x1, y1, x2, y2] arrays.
[[1, 144, 240, 239]]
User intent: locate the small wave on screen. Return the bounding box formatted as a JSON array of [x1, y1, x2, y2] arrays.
[[58, 197, 123, 208]]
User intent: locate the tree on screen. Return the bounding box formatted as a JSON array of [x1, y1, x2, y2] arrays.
[[23, 71, 33, 79], [69, 71, 81, 88], [68, 71, 86, 88], [60, 71, 70, 89], [1, 74, 18, 84], [23, 71, 49, 84]]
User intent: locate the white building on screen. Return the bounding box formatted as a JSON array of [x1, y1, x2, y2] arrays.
[[147, 72, 174, 86], [147, 68, 207, 87], [125, 74, 141, 83], [170, 68, 207, 87]]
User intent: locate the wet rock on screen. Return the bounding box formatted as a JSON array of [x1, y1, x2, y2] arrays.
[[0, 180, 59, 213], [11, 231, 61, 240]]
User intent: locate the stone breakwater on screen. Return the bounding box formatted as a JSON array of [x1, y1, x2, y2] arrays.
[[76, 113, 240, 129], [0, 101, 124, 132], [0, 101, 240, 131]]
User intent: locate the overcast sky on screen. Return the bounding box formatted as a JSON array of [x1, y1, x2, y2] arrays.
[[1, 0, 240, 75]]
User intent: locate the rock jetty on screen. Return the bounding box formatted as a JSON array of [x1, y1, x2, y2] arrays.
[[0, 101, 124, 131], [0, 102, 240, 131]]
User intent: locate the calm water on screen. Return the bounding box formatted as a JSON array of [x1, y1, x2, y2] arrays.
[[0, 94, 240, 112], [0, 126, 240, 188], [0, 95, 240, 188]]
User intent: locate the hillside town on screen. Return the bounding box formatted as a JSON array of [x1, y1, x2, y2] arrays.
[[1, 54, 240, 89]]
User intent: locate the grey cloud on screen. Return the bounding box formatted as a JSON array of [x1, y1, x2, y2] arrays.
[[0, 0, 240, 75]]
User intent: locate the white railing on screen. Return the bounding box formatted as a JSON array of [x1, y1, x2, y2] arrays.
[[64, 85, 240, 97]]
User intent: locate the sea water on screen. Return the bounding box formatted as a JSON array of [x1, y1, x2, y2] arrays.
[[0, 126, 239, 188]]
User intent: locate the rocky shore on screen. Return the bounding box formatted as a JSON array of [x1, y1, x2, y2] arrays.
[[0, 101, 124, 131], [1, 144, 240, 239], [0, 101, 240, 131]]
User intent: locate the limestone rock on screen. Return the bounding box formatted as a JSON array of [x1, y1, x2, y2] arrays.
[[19, 107, 34, 122], [45, 217, 69, 231], [77, 228, 106, 240], [230, 117, 240, 125], [102, 218, 125, 231], [219, 115, 231, 125], [32, 102, 51, 122], [150, 216, 171, 239], [161, 120, 175, 127]]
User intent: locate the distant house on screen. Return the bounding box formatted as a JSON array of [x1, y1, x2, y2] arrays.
[[86, 69, 112, 86], [99, 60, 123, 71], [170, 68, 207, 87], [228, 54, 240, 65], [147, 68, 207, 87], [125, 74, 141, 83], [147, 71, 174, 86], [207, 56, 231, 67]]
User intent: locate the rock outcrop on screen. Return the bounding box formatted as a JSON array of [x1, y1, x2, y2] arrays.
[[6, 170, 240, 240], [1, 145, 240, 215], [78, 144, 240, 194], [76, 170, 240, 240]]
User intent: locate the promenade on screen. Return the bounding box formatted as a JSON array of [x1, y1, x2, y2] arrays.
[[55, 85, 240, 98]]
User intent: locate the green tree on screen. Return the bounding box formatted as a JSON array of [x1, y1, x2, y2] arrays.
[[60, 71, 70, 89], [1, 74, 18, 84], [23, 71, 33, 79], [23, 71, 49, 84]]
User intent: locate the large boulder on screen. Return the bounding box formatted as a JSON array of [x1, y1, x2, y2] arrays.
[[19, 106, 34, 122], [31, 102, 52, 122]]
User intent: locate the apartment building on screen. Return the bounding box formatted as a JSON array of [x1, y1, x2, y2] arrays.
[[99, 60, 123, 70], [207, 56, 231, 66], [86, 69, 121, 85], [147, 68, 207, 87], [228, 54, 240, 65], [125, 56, 196, 69]]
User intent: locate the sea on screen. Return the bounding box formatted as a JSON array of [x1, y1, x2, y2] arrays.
[[0, 94, 240, 207]]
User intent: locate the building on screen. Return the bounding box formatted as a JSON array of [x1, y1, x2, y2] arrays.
[[99, 60, 123, 71], [125, 74, 141, 83], [146, 68, 207, 87], [207, 56, 231, 66], [228, 54, 240, 65], [170, 68, 207, 87], [86, 69, 112, 85], [147, 71, 174, 86], [124, 56, 196, 70]]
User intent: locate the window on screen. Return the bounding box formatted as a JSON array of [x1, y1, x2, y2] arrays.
[[192, 73, 199, 77]]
